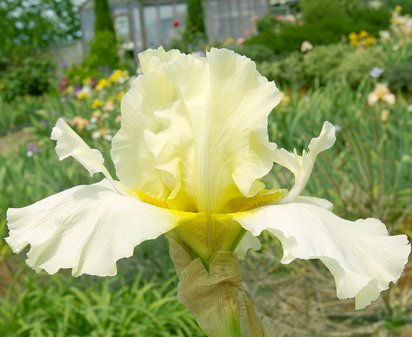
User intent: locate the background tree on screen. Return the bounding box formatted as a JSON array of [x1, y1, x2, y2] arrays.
[[86, 0, 118, 70], [0, 0, 80, 100], [94, 0, 116, 34], [0, 0, 80, 67], [183, 0, 207, 46]]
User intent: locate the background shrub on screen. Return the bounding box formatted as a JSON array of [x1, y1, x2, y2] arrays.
[[255, 15, 278, 34], [85, 0, 118, 71], [246, 5, 391, 55], [64, 63, 100, 86], [183, 0, 207, 45], [303, 45, 351, 85], [85, 31, 119, 72], [328, 46, 386, 87], [0, 57, 56, 101], [349, 7, 392, 35], [234, 44, 276, 63], [258, 52, 304, 87], [385, 62, 412, 92], [382, 0, 412, 14], [299, 0, 348, 24]]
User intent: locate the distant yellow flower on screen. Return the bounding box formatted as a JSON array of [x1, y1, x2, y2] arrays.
[[109, 70, 123, 83], [109, 70, 129, 83], [395, 5, 402, 13], [67, 86, 74, 94], [96, 79, 110, 91], [223, 37, 235, 47], [359, 31, 369, 38], [365, 36, 376, 46], [349, 32, 358, 41], [92, 99, 104, 109], [349, 31, 375, 48], [116, 91, 125, 101], [77, 90, 89, 100]]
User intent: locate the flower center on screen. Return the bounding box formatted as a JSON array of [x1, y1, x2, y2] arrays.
[[129, 189, 169, 208], [228, 189, 286, 212], [130, 188, 286, 214]]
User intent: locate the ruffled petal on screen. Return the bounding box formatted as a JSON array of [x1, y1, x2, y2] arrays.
[[295, 196, 333, 210], [5, 179, 190, 277], [51, 118, 112, 179], [235, 232, 262, 259], [111, 49, 186, 203], [232, 202, 410, 309], [139, 47, 183, 73], [113, 48, 280, 213], [274, 122, 336, 203], [166, 48, 280, 212]]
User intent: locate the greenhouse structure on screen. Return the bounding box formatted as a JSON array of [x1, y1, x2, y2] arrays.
[[79, 0, 270, 57]]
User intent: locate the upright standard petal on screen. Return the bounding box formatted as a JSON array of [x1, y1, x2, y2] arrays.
[[51, 118, 112, 179], [111, 49, 186, 204], [274, 122, 336, 203], [112, 48, 281, 213], [167, 48, 280, 213], [232, 202, 410, 309], [6, 179, 192, 277]]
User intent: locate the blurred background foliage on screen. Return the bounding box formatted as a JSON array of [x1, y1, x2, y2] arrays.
[[0, 0, 411, 336]]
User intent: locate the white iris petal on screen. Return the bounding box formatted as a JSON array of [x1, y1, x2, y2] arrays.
[[51, 118, 112, 178], [6, 179, 187, 276], [112, 47, 280, 212], [233, 201, 410, 309], [5, 48, 409, 310], [274, 122, 336, 203]]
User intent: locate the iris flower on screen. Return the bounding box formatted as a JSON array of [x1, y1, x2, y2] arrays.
[[6, 48, 410, 310], [368, 83, 396, 106]]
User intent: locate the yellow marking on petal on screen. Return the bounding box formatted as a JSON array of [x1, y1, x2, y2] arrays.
[[129, 189, 169, 209], [231, 189, 286, 212]]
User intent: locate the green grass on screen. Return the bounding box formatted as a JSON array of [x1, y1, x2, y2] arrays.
[[0, 269, 204, 337], [266, 81, 412, 228]]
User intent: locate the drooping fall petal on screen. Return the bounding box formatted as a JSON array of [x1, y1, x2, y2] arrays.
[[6, 179, 191, 276], [233, 201, 410, 309]]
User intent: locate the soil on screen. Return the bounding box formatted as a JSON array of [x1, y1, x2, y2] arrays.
[[0, 129, 33, 156]]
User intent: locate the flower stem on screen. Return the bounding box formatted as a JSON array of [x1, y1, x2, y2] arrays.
[[168, 237, 274, 337]]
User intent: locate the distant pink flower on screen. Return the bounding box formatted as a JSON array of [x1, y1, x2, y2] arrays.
[[275, 15, 282, 22], [104, 100, 115, 111], [243, 29, 252, 37], [301, 40, 313, 53], [173, 19, 180, 28], [59, 77, 68, 93], [249, 15, 258, 23], [285, 15, 296, 23]]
